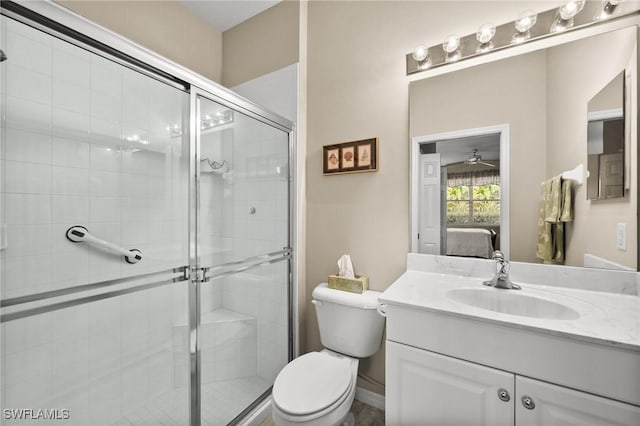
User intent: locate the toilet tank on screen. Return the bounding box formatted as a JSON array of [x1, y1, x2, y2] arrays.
[[312, 283, 385, 358]]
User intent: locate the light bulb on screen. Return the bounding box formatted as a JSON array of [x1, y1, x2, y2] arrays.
[[442, 35, 460, 54], [515, 10, 537, 33], [412, 45, 429, 62], [559, 1, 585, 20], [476, 23, 496, 44]]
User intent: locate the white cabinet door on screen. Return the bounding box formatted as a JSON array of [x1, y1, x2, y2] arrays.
[[386, 341, 514, 426], [516, 376, 640, 426]]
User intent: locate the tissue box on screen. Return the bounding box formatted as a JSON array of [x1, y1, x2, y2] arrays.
[[328, 274, 369, 294]]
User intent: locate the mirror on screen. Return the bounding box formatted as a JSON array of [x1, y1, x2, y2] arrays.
[[410, 26, 637, 271], [587, 71, 625, 200]]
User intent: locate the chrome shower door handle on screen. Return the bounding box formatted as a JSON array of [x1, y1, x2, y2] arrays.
[[65, 226, 142, 264]]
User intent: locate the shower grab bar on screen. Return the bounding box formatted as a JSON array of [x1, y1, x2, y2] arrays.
[[66, 226, 142, 264]]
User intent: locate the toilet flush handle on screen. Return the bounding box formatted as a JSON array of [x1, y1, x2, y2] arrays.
[[376, 304, 388, 318], [312, 300, 322, 307]]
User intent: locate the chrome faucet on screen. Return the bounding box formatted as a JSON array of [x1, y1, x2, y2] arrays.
[[483, 250, 521, 290]]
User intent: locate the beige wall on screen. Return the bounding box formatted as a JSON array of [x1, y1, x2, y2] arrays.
[[305, 0, 558, 395], [57, 0, 222, 82], [222, 1, 299, 87], [546, 27, 637, 268], [410, 51, 548, 264]]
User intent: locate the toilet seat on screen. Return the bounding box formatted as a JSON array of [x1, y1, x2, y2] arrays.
[[273, 352, 354, 420]]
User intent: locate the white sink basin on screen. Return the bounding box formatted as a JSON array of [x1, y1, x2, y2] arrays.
[[447, 288, 580, 320]]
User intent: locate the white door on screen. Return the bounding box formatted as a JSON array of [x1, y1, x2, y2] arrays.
[[418, 153, 441, 254], [516, 376, 640, 426], [386, 341, 514, 426], [600, 153, 624, 198]]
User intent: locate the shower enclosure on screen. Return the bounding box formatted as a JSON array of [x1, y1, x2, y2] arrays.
[[0, 2, 294, 425]]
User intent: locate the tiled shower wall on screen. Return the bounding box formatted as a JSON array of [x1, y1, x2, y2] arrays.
[[0, 17, 189, 425]]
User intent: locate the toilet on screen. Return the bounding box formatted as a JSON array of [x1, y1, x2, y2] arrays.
[[272, 283, 386, 426]]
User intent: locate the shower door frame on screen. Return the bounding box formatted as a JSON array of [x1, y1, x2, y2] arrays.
[[0, 2, 297, 425], [188, 87, 296, 426]]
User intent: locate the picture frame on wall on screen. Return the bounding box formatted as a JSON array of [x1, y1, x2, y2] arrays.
[[323, 137, 378, 175]]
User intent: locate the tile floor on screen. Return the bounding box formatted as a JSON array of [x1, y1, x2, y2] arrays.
[[260, 400, 385, 426], [112, 376, 271, 426]]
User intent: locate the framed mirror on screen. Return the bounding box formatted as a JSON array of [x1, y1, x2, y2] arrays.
[[410, 24, 637, 271]]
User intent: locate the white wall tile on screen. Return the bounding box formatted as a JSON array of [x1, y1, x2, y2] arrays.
[[53, 39, 90, 87], [90, 144, 122, 172], [121, 198, 148, 223], [51, 249, 91, 286], [5, 96, 51, 133], [91, 56, 121, 95], [2, 343, 51, 388], [5, 194, 51, 224], [123, 173, 148, 198], [91, 92, 121, 124], [91, 116, 121, 144], [2, 254, 52, 297], [5, 127, 51, 164], [90, 197, 122, 223], [91, 170, 122, 197], [121, 361, 149, 414], [52, 166, 90, 196], [52, 137, 90, 167], [6, 30, 52, 74], [4, 224, 51, 257], [52, 107, 90, 141], [6, 63, 52, 105], [52, 195, 90, 223], [2, 314, 51, 354], [53, 80, 90, 114]]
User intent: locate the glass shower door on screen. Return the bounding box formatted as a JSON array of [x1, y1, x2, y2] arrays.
[[0, 15, 191, 426], [194, 94, 291, 425]]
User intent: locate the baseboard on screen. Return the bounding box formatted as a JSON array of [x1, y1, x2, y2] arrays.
[[355, 386, 385, 411], [240, 397, 272, 426]]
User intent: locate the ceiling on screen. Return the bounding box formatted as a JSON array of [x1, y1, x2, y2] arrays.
[[435, 133, 501, 166], [180, 0, 282, 32]]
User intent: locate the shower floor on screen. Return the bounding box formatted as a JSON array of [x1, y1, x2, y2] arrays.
[[112, 376, 271, 426]]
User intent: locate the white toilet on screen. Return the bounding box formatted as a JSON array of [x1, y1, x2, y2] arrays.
[[272, 283, 385, 426]]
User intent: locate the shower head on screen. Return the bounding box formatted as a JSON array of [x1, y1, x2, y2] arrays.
[[0, 50, 6, 62]]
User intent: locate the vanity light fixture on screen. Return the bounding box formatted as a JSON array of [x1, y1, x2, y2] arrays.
[[601, 0, 623, 18], [412, 45, 429, 62], [513, 10, 537, 43], [442, 35, 461, 61], [559, 0, 586, 20], [406, 0, 637, 75], [412, 45, 430, 68], [514, 10, 537, 33], [476, 23, 496, 52]]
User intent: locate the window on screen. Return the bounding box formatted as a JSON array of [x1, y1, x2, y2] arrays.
[[447, 170, 500, 225]]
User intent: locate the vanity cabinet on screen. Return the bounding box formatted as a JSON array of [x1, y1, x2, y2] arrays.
[[386, 341, 513, 425], [386, 341, 640, 426], [515, 376, 640, 426]]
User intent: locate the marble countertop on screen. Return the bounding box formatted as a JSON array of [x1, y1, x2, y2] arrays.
[[380, 270, 640, 352]]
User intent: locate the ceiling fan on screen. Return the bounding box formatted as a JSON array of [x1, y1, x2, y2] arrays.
[[461, 149, 496, 167]]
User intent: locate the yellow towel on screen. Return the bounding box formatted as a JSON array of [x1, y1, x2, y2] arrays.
[[536, 176, 573, 264]]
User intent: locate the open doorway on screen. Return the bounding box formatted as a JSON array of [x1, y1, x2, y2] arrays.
[[411, 125, 510, 259]]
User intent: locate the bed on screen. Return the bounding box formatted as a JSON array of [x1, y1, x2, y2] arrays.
[[446, 227, 495, 259]]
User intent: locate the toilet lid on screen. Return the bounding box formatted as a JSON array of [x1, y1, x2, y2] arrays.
[[273, 352, 353, 416]]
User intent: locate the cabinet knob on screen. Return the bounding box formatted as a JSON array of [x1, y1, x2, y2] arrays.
[[497, 388, 511, 402], [521, 395, 536, 410]]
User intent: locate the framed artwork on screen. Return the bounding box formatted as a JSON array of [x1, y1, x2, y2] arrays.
[[323, 138, 378, 175]]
